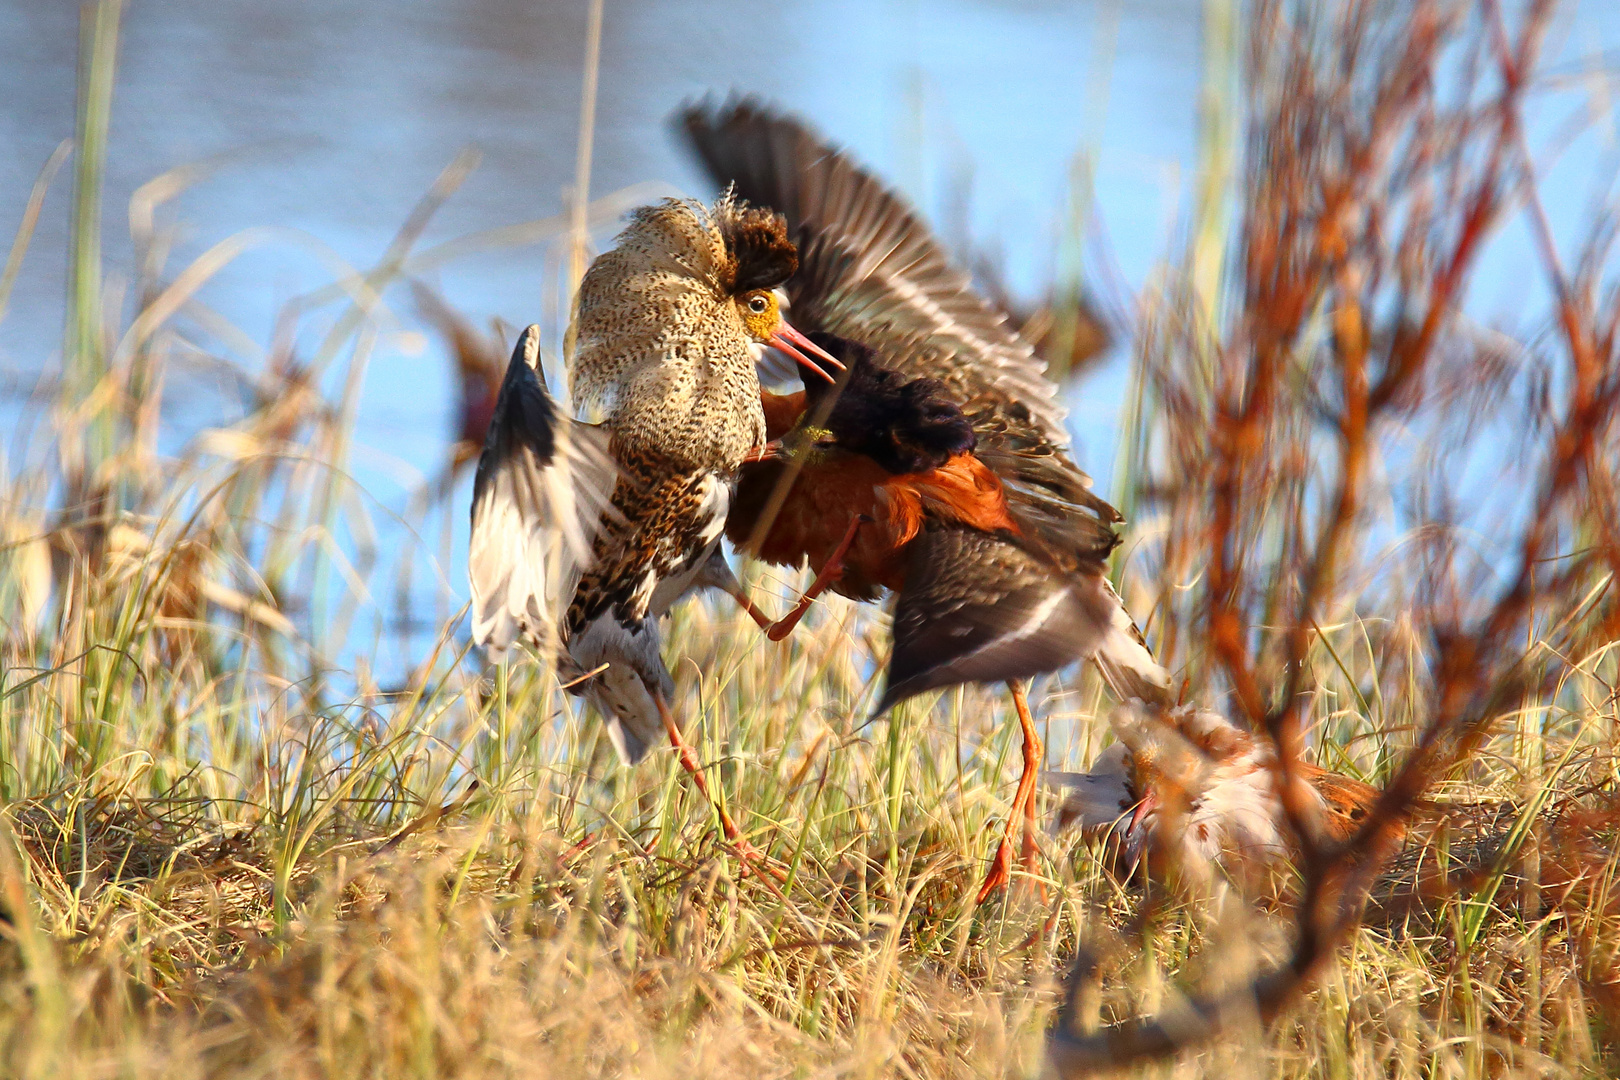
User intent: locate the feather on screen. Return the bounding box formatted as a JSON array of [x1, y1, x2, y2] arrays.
[[468, 325, 619, 659], [1046, 743, 1135, 834], [678, 98, 1071, 450], [875, 525, 1166, 714], [1091, 577, 1173, 707]]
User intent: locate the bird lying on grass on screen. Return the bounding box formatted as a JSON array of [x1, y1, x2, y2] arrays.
[[1049, 700, 1620, 947], [1049, 702, 1386, 896]]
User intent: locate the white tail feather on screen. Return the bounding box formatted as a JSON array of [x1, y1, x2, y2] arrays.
[[1092, 578, 1172, 706]]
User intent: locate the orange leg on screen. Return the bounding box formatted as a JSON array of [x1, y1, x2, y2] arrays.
[[976, 681, 1046, 904], [656, 693, 786, 883], [726, 514, 868, 642]]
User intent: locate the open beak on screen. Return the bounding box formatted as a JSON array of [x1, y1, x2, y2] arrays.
[[767, 321, 844, 384]]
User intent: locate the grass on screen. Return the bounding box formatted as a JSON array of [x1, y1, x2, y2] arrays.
[[3, 0, 1620, 1076]]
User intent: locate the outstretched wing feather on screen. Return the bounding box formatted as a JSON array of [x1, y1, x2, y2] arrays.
[[876, 526, 1168, 714], [469, 325, 619, 658], [679, 98, 1070, 448]]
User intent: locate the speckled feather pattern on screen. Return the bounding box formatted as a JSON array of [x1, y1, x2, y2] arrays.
[[471, 194, 800, 762], [681, 103, 1102, 553], [570, 198, 768, 474], [565, 441, 728, 633]]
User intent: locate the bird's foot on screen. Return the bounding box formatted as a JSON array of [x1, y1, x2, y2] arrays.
[[974, 835, 1046, 904], [1019, 829, 1048, 903], [976, 839, 1016, 904], [659, 692, 785, 886], [973, 681, 1049, 904], [559, 830, 598, 863], [741, 440, 787, 464], [729, 834, 790, 883]]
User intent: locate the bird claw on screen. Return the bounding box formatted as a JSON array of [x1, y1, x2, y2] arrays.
[[761, 512, 867, 642], [1020, 829, 1048, 903], [741, 441, 787, 464], [974, 841, 1047, 905], [976, 840, 1015, 904]]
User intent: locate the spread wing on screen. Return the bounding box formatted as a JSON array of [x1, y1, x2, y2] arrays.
[[677, 98, 1069, 449], [469, 325, 619, 659], [679, 98, 1132, 567]]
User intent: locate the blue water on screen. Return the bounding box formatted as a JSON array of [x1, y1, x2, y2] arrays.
[[1, 0, 1616, 681]]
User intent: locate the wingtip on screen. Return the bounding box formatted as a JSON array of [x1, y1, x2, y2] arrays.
[[674, 93, 782, 130], [670, 95, 711, 141], [511, 323, 542, 372], [672, 93, 752, 152], [868, 684, 906, 722]]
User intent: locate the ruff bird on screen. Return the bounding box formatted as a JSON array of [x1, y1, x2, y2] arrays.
[[1056, 701, 1620, 1015], [1050, 703, 1385, 894], [679, 100, 1169, 901], [468, 195, 840, 862]]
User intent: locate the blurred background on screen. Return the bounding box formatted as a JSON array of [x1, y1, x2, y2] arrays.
[[0, 0, 1205, 682], [0, 0, 1206, 459]]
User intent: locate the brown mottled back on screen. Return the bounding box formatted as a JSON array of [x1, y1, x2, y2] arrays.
[[1301, 762, 1388, 845]]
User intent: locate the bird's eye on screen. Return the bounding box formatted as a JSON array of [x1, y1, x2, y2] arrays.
[[747, 294, 769, 314]]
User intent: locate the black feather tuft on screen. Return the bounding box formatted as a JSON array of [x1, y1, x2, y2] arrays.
[[714, 196, 798, 294], [802, 332, 976, 475]]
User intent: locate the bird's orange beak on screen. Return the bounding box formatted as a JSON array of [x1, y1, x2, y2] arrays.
[[768, 321, 844, 384], [1126, 789, 1156, 837]]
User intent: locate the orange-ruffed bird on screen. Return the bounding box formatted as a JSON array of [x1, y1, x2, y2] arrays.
[[679, 100, 1169, 900]]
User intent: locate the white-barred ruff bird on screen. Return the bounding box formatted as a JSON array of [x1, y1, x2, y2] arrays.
[[468, 195, 840, 862]]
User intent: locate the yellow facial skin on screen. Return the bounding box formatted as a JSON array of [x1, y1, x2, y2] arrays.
[[737, 289, 781, 342]]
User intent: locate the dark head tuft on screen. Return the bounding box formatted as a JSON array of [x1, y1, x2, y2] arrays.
[[714, 193, 798, 294], [802, 331, 977, 475]]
